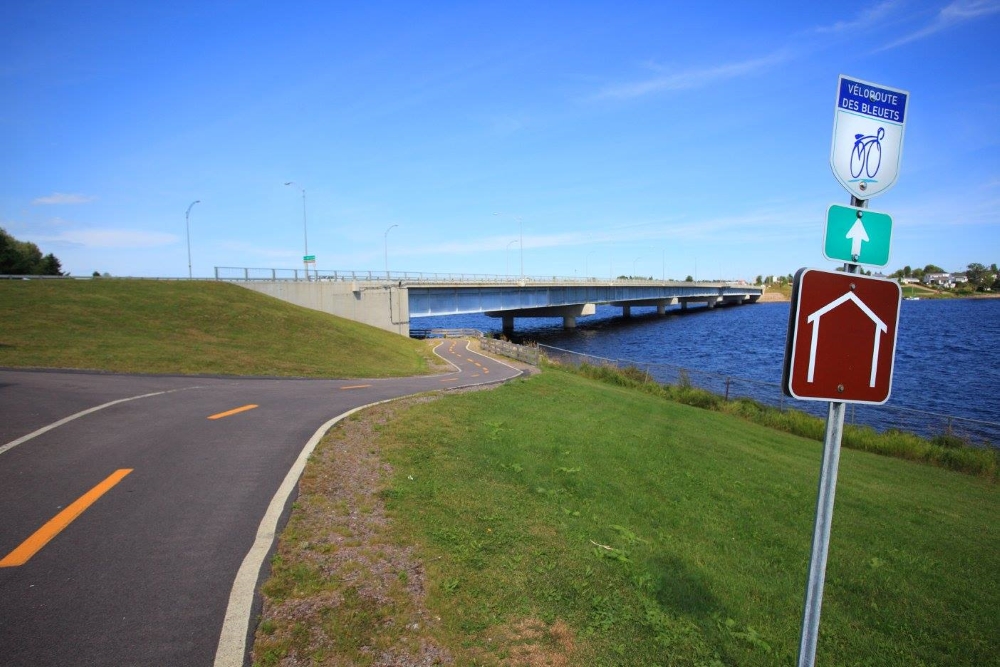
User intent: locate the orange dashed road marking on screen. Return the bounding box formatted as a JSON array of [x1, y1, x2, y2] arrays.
[[0, 469, 133, 567], [208, 404, 258, 420]]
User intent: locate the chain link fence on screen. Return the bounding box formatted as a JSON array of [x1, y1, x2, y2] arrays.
[[538, 344, 999, 448]]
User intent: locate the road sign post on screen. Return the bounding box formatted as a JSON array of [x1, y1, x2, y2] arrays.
[[792, 74, 908, 667]]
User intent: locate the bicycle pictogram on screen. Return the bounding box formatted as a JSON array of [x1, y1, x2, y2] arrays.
[[850, 127, 884, 180]]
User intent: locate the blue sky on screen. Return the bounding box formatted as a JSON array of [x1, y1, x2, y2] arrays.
[[3, 1, 998, 280]]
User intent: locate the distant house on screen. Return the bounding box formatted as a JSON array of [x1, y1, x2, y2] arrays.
[[923, 272, 967, 288]]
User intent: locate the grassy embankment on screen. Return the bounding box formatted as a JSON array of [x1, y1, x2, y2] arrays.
[[254, 367, 998, 666], [0, 279, 436, 377], [766, 282, 946, 301]]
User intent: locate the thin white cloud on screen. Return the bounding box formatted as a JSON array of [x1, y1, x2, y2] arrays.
[[39, 229, 177, 249], [400, 204, 819, 259], [595, 50, 790, 101], [878, 0, 1000, 50], [814, 0, 900, 33], [32, 193, 96, 205]]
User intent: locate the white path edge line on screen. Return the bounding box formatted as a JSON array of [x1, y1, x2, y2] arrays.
[[214, 339, 522, 667], [213, 399, 395, 667], [0, 387, 196, 457]]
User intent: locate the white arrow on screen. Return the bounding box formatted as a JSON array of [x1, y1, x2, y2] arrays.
[[846, 219, 869, 259]]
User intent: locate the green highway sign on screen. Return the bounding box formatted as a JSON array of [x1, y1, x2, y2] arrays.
[[823, 204, 892, 267], [303, 255, 316, 262]]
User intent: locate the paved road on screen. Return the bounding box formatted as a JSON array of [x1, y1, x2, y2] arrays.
[[0, 341, 520, 666]]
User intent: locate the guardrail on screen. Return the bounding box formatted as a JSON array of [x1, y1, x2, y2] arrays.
[[481, 338, 541, 366], [411, 328, 484, 339], [538, 344, 999, 448]]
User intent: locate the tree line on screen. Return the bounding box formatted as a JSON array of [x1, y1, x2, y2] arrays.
[[0, 227, 65, 276], [755, 262, 999, 293], [888, 262, 1000, 292]]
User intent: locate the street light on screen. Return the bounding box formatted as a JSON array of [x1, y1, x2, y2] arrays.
[[586, 250, 600, 278], [185, 200, 200, 279], [506, 239, 518, 277], [494, 213, 524, 278], [384, 224, 398, 276], [284, 182, 308, 278]]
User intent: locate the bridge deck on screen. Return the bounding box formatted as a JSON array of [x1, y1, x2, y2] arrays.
[[407, 280, 762, 319]]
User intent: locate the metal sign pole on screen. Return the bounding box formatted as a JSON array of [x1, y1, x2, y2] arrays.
[[797, 400, 845, 667], [797, 196, 866, 667]]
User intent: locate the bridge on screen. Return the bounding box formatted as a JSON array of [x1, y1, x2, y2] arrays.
[[216, 267, 764, 337]]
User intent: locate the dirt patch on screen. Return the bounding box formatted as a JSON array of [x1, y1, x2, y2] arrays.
[[251, 396, 454, 666], [476, 618, 576, 667]]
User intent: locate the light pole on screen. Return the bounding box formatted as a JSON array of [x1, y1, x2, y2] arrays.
[[384, 224, 398, 276], [506, 239, 518, 277], [185, 200, 200, 279], [494, 213, 524, 278], [284, 182, 308, 278], [518, 217, 523, 278], [586, 250, 599, 279]]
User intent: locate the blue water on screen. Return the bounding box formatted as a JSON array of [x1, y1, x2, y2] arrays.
[[416, 298, 1000, 444]]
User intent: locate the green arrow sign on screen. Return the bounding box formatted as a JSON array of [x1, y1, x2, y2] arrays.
[[823, 204, 892, 267]]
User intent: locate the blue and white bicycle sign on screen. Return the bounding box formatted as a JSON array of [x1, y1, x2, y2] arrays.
[[850, 127, 884, 181], [831, 75, 908, 200]]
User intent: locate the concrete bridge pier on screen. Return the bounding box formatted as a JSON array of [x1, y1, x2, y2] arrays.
[[489, 303, 596, 334], [622, 305, 632, 318]]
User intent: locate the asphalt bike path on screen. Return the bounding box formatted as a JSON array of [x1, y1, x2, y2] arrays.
[[0, 340, 520, 666]]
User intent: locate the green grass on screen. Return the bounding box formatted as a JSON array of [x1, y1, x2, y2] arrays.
[[375, 369, 998, 665], [564, 361, 998, 480], [0, 279, 436, 377], [901, 284, 944, 298]]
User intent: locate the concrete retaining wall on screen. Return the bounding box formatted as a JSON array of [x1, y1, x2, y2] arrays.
[[233, 281, 409, 336]]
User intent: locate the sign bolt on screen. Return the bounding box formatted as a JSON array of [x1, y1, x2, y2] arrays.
[[856, 210, 863, 219], [850, 283, 856, 290], [837, 384, 845, 393], [859, 182, 868, 192]]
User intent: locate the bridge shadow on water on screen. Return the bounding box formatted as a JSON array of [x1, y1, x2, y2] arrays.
[[507, 302, 742, 346]]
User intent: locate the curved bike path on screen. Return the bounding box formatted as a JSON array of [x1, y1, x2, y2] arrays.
[[0, 340, 520, 667]]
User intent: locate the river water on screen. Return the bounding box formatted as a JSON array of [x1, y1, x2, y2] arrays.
[[416, 298, 1000, 445]]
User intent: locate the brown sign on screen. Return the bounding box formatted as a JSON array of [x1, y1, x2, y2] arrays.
[[783, 268, 901, 404]]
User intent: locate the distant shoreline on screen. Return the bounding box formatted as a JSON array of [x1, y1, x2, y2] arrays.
[[759, 290, 789, 303], [758, 289, 999, 303]]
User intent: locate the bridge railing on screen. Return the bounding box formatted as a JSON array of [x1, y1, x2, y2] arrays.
[[213, 266, 760, 289]]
